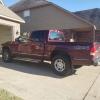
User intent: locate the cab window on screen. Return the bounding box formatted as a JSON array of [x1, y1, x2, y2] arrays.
[[30, 30, 48, 42]]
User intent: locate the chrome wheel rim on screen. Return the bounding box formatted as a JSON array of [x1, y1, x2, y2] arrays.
[[54, 59, 65, 72]]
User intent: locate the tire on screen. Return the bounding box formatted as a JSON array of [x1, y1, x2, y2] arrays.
[[51, 55, 72, 76], [2, 49, 12, 63]]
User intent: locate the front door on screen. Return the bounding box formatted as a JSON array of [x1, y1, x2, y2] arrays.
[[10, 36, 29, 57], [23, 41, 44, 60], [18, 31, 46, 60]]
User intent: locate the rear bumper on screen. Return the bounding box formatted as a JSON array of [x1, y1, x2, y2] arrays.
[[72, 59, 94, 66], [72, 56, 100, 66]]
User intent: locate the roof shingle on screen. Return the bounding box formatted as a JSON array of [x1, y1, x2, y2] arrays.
[[0, 4, 25, 23], [10, 0, 50, 12]]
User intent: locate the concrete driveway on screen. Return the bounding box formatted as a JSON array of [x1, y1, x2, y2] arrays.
[[0, 57, 100, 100]]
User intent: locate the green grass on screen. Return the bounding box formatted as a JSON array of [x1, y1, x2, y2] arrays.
[[0, 89, 23, 100]]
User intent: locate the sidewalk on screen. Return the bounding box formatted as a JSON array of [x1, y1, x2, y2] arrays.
[[84, 71, 100, 100]]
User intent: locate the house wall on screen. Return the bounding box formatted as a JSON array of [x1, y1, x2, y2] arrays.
[[16, 5, 91, 33], [64, 30, 93, 42], [0, 18, 21, 52], [76, 32, 93, 42], [0, 25, 11, 51], [0, 25, 11, 41], [0, 18, 20, 40]]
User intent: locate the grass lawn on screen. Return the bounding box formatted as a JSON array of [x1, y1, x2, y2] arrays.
[[0, 89, 23, 100]]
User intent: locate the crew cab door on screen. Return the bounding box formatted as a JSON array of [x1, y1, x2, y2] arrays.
[[10, 41, 20, 54], [28, 30, 47, 60]]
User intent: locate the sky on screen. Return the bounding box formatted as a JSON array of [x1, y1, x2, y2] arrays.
[[3, 0, 100, 12]]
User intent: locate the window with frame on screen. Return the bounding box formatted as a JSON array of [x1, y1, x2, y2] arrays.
[[30, 30, 48, 42], [23, 10, 30, 17], [48, 30, 65, 42]]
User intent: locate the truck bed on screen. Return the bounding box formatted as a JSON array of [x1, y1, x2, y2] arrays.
[[45, 42, 99, 65]]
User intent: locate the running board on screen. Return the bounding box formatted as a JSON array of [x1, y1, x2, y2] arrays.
[[13, 57, 41, 63]]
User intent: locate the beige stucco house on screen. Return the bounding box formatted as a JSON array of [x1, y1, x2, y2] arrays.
[[0, 0, 25, 51], [10, 0, 95, 33]]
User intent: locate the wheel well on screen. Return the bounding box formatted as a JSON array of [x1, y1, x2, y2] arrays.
[[51, 50, 71, 61]]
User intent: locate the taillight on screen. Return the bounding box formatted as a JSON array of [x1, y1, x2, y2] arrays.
[[90, 44, 96, 56]]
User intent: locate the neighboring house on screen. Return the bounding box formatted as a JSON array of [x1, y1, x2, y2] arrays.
[[75, 8, 100, 30], [0, 0, 25, 52], [10, 0, 94, 33]]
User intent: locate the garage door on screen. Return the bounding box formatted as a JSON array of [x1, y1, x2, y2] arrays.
[[0, 25, 12, 52]]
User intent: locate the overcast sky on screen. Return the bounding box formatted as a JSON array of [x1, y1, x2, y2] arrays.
[[3, 0, 100, 12]]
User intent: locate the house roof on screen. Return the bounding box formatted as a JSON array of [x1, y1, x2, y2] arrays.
[[75, 8, 100, 30], [51, 3, 95, 28], [10, 0, 50, 12], [0, 4, 25, 23], [10, 0, 95, 30]]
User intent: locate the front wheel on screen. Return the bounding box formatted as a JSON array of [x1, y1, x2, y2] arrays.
[[2, 49, 12, 63], [51, 55, 73, 76]]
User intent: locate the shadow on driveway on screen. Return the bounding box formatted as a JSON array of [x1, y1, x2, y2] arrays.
[[0, 57, 76, 78]]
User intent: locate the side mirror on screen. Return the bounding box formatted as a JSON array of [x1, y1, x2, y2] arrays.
[[15, 36, 23, 42]]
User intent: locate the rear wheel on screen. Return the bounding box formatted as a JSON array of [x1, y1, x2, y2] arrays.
[[2, 49, 12, 63], [51, 55, 72, 76]]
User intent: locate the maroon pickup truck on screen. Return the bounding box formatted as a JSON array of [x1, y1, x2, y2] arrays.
[[1, 30, 100, 76]]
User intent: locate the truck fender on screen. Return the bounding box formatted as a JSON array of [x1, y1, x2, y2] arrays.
[[51, 50, 71, 62]]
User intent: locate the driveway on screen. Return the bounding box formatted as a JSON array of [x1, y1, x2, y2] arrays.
[[0, 56, 100, 100]]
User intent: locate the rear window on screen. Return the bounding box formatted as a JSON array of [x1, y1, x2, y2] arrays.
[[48, 30, 65, 42]]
